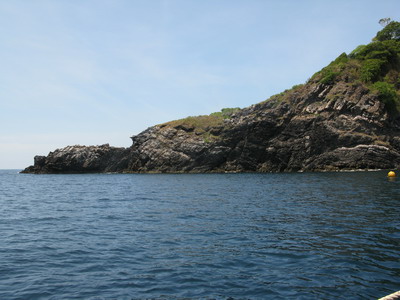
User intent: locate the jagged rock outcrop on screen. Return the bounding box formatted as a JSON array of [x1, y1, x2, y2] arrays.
[[22, 144, 130, 174], [21, 81, 400, 174], [122, 81, 400, 173], [22, 26, 400, 174]]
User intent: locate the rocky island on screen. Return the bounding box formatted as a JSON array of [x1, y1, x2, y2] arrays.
[[22, 22, 400, 174]]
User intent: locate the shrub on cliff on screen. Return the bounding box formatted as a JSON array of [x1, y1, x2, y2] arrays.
[[210, 107, 240, 119], [313, 21, 400, 86], [317, 53, 349, 84], [374, 21, 400, 41], [162, 107, 240, 135], [349, 39, 400, 83], [302, 20, 400, 114], [372, 81, 400, 112]]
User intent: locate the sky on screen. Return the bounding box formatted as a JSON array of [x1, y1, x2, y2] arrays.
[[1, 0, 399, 169]]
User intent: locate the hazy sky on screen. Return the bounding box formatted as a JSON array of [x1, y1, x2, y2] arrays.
[[1, 0, 399, 169]]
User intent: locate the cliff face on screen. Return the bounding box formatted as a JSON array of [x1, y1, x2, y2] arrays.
[[22, 80, 400, 174], [124, 81, 400, 173], [22, 144, 130, 174], [22, 27, 400, 174]]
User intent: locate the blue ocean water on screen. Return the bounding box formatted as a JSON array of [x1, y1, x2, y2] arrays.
[[0, 170, 399, 300]]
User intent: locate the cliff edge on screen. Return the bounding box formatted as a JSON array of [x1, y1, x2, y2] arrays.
[[22, 22, 400, 173]]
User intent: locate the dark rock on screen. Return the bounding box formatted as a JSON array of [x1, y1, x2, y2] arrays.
[[21, 144, 130, 174], [21, 81, 400, 174], [22, 42, 400, 174]]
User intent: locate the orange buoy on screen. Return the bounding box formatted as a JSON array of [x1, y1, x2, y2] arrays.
[[388, 171, 396, 178]]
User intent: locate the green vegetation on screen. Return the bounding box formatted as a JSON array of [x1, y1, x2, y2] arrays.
[[371, 81, 400, 112], [349, 39, 400, 83], [291, 84, 305, 90], [210, 107, 240, 119], [164, 20, 400, 128], [319, 69, 340, 85], [316, 52, 350, 84], [161, 107, 240, 141], [310, 19, 400, 113], [164, 115, 224, 132], [261, 83, 305, 106], [374, 20, 400, 41]]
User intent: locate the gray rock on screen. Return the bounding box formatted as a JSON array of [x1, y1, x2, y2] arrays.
[[22, 82, 400, 174]]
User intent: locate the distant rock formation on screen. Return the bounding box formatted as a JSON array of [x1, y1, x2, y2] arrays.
[[22, 24, 400, 173], [22, 144, 130, 174]]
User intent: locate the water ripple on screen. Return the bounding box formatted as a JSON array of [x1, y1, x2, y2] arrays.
[[0, 170, 399, 299]]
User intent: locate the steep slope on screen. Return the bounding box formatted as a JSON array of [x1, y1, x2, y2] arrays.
[[124, 80, 400, 173], [22, 23, 400, 173]]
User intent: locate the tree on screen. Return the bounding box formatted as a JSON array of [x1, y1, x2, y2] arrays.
[[374, 21, 400, 41], [379, 18, 391, 27]]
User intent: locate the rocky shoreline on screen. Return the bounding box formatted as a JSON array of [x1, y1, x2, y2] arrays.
[[22, 25, 400, 174], [21, 81, 400, 174]]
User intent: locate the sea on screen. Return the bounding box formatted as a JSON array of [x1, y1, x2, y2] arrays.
[[0, 169, 399, 300]]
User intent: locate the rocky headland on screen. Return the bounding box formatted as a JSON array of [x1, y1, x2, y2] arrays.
[[22, 23, 400, 174]]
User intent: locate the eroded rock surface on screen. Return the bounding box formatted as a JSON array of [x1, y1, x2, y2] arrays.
[[21, 82, 400, 174], [21, 144, 130, 174]]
